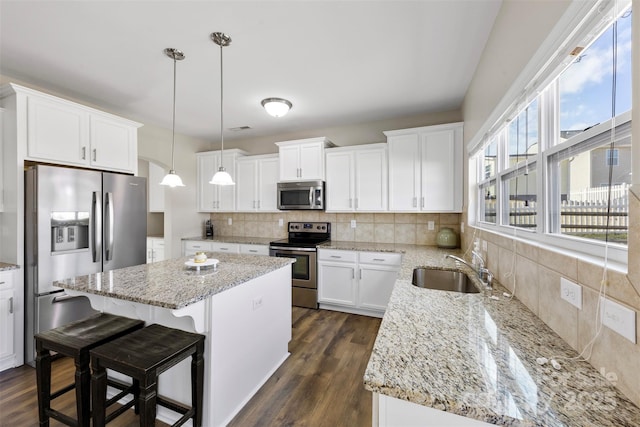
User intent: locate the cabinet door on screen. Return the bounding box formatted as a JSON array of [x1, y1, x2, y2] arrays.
[[218, 151, 237, 211], [89, 114, 137, 172], [358, 265, 399, 311], [388, 134, 420, 211], [148, 162, 166, 212], [236, 159, 258, 211], [257, 157, 279, 211], [0, 289, 14, 362], [420, 130, 455, 211], [355, 149, 387, 211], [197, 154, 217, 212], [26, 95, 89, 166], [318, 262, 357, 307], [299, 142, 324, 180], [325, 151, 354, 211], [279, 145, 300, 180], [153, 247, 165, 262]]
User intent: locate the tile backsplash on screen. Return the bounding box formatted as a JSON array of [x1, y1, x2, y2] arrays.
[[208, 212, 461, 245]]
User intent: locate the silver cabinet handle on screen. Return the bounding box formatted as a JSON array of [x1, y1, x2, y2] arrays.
[[257, 200, 260, 209], [192, 245, 202, 248], [413, 197, 417, 207], [421, 196, 425, 208], [253, 201, 256, 209], [359, 269, 362, 280], [0, 281, 5, 285], [352, 268, 355, 279], [355, 198, 358, 209], [249, 249, 258, 253], [9, 297, 13, 314], [105, 192, 114, 261], [373, 258, 385, 262], [92, 148, 97, 162], [349, 198, 352, 208], [92, 192, 101, 262], [81, 146, 86, 160], [330, 255, 342, 259]]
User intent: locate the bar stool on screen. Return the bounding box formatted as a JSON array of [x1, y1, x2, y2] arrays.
[[35, 312, 145, 427], [90, 323, 206, 427]]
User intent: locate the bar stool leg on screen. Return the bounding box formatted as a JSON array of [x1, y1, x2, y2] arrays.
[[139, 377, 158, 427], [35, 343, 51, 427], [75, 353, 91, 427], [192, 342, 205, 427], [91, 360, 108, 427]]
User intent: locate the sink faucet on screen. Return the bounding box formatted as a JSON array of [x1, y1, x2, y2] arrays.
[[446, 252, 493, 289]]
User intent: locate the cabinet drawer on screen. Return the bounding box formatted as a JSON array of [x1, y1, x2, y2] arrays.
[[0, 271, 14, 291], [240, 244, 269, 256], [184, 241, 213, 252], [318, 249, 357, 263], [211, 242, 239, 253], [359, 252, 402, 266]]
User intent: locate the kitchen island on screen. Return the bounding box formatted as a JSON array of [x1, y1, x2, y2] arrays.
[[56, 252, 294, 427]]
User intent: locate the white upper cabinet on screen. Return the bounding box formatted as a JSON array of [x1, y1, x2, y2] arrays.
[[148, 162, 166, 212], [196, 149, 246, 212], [275, 137, 333, 181], [236, 154, 279, 212], [385, 122, 463, 212], [7, 84, 141, 174], [326, 144, 387, 212]]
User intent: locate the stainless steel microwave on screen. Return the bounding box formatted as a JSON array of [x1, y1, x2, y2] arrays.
[[277, 180, 325, 210]]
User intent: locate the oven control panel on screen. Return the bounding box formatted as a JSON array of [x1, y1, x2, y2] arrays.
[[288, 222, 330, 233]]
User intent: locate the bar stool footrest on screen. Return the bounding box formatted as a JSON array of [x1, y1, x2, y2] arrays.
[[50, 382, 76, 400], [45, 407, 79, 427]]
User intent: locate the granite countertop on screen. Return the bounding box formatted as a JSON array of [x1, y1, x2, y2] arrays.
[[182, 236, 275, 245], [363, 252, 640, 426], [55, 253, 294, 310], [0, 262, 20, 271]]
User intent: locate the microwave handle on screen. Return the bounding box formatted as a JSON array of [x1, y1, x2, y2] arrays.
[[309, 187, 314, 208]]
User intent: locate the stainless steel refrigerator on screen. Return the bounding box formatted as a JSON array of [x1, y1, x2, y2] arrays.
[[25, 164, 147, 364]]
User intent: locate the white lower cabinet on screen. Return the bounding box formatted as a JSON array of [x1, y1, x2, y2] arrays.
[[318, 249, 401, 317], [146, 237, 165, 263], [0, 270, 18, 372], [375, 393, 494, 427]]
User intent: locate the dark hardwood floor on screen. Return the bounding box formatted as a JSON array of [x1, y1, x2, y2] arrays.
[[0, 308, 381, 427]]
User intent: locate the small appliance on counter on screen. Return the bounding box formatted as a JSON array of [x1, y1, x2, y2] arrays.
[[205, 219, 214, 238]]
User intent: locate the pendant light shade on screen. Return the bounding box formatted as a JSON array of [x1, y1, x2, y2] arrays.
[[261, 97, 292, 117], [209, 32, 235, 186], [160, 48, 185, 187]]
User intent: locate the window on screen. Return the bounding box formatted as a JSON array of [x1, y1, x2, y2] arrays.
[[471, 4, 632, 261]]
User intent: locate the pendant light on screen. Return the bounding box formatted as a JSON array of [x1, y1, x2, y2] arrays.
[[160, 48, 186, 187], [209, 32, 235, 186], [261, 97, 292, 117]]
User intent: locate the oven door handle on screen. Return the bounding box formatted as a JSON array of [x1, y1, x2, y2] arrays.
[[270, 246, 317, 253]]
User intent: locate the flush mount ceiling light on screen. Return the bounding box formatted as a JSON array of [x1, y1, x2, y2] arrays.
[[209, 32, 235, 186], [261, 97, 292, 117], [160, 48, 186, 187]]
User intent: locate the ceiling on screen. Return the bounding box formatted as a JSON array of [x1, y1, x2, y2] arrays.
[[0, 1, 502, 143]]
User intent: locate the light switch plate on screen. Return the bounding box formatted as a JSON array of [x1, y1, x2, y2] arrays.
[[427, 221, 435, 231], [601, 297, 636, 343], [350, 220, 356, 229], [278, 218, 284, 227], [560, 277, 582, 309]]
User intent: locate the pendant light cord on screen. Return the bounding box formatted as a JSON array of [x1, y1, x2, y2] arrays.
[[219, 42, 225, 170], [171, 55, 177, 171]]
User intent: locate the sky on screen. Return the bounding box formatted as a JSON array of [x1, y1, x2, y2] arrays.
[[559, 8, 632, 132]]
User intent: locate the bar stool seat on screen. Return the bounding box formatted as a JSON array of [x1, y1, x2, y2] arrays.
[[90, 323, 206, 427], [35, 312, 145, 427]]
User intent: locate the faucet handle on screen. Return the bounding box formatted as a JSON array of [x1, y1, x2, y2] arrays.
[[478, 267, 493, 287]]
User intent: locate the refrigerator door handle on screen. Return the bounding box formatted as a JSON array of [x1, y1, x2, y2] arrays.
[[92, 192, 102, 262], [105, 192, 115, 261]]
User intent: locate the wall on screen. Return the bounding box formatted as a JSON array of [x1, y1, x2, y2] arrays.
[[461, 0, 640, 407], [209, 212, 461, 246], [136, 159, 164, 237], [225, 110, 462, 154]]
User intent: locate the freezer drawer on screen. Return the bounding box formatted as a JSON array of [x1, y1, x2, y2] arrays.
[[36, 292, 97, 333]]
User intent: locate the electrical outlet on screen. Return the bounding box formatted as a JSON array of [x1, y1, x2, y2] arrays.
[[461, 222, 465, 233], [560, 278, 582, 309], [252, 296, 263, 311], [350, 220, 356, 228], [482, 240, 487, 251], [228, 217, 232, 226], [278, 218, 284, 227], [427, 221, 435, 231], [601, 297, 636, 343]]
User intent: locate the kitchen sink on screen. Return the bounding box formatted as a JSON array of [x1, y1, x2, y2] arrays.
[[411, 268, 480, 293]]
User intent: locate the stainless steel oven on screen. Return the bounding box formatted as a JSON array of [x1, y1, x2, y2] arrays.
[[269, 222, 331, 309]]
